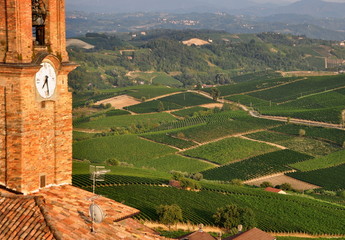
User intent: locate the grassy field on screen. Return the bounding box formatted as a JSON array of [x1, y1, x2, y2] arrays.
[[89, 184, 345, 235], [202, 150, 313, 181], [74, 112, 177, 130], [73, 135, 177, 165], [287, 164, 345, 191], [246, 131, 340, 157], [290, 149, 345, 171], [182, 137, 279, 165]]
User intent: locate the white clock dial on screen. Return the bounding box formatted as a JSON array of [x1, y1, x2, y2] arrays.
[[35, 62, 57, 99]]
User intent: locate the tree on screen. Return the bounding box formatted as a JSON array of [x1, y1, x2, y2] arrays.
[[105, 158, 120, 166], [211, 87, 221, 101], [299, 129, 306, 137], [213, 204, 256, 232], [156, 204, 183, 229], [280, 183, 292, 191]]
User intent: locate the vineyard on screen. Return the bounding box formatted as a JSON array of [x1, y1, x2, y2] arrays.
[[141, 133, 197, 149], [74, 112, 177, 130], [249, 75, 345, 103], [202, 150, 313, 181], [290, 149, 345, 171], [127, 92, 215, 113], [182, 137, 278, 165], [137, 154, 215, 173], [203, 77, 299, 97], [246, 131, 340, 157], [287, 164, 345, 191], [172, 106, 208, 117], [271, 124, 345, 146], [73, 135, 177, 165], [87, 185, 345, 235]]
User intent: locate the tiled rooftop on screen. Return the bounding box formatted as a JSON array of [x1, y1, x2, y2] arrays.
[[0, 185, 170, 240], [223, 228, 276, 240]]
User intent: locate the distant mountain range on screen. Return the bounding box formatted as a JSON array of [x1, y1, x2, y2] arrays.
[[66, 0, 345, 18]]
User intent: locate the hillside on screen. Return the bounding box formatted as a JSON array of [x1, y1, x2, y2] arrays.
[[67, 30, 345, 92]]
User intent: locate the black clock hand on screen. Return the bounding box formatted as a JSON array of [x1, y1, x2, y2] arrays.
[[42, 75, 49, 96]]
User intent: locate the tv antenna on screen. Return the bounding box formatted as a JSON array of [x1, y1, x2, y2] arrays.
[[88, 165, 110, 233]]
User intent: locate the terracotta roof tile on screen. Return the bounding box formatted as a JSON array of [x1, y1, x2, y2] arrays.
[[0, 192, 56, 240], [223, 228, 276, 240], [0, 185, 170, 240], [178, 230, 217, 240]]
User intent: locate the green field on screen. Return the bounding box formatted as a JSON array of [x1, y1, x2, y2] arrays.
[[74, 112, 177, 130], [246, 131, 340, 157], [73, 135, 177, 165], [127, 92, 215, 113], [182, 137, 278, 165], [287, 164, 345, 191], [249, 75, 345, 103], [290, 149, 345, 171], [141, 133, 197, 149], [89, 185, 345, 235], [176, 112, 280, 143], [271, 124, 345, 145], [137, 154, 214, 173], [172, 106, 209, 117], [202, 150, 313, 181], [203, 77, 299, 97], [73, 131, 96, 142], [125, 85, 182, 99]]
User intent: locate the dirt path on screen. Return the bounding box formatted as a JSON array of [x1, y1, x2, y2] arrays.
[[245, 173, 321, 190], [73, 128, 103, 133], [239, 135, 287, 149], [143, 222, 345, 239]]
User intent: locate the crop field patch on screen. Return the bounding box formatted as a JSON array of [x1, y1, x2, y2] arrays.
[[182, 137, 279, 165], [246, 131, 340, 157], [93, 185, 345, 234], [172, 107, 209, 117], [290, 149, 345, 171], [73, 135, 177, 165], [287, 164, 345, 191], [249, 75, 345, 103], [125, 85, 182, 99], [74, 112, 177, 130], [141, 133, 197, 149], [137, 154, 215, 173], [202, 150, 313, 181], [271, 124, 345, 146]]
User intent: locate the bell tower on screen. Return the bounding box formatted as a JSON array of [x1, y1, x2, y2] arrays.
[[0, 0, 76, 194]]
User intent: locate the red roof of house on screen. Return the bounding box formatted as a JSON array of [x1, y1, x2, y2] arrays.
[[178, 230, 217, 240], [264, 187, 284, 193], [223, 228, 276, 240], [0, 185, 169, 240]]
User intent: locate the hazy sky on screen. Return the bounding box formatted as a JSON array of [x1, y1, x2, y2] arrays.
[[252, 0, 345, 2]]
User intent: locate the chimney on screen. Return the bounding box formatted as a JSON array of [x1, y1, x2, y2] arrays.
[[198, 224, 204, 232], [217, 232, 222, 240], [237, 225, 243, 233]]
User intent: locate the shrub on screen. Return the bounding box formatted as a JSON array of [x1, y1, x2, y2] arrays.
[[299, 129, 306, 137], [229, 179, 243, 186], [105, 158, 120, 166], [191, 173, 203, 181], [260, 181, 273, 188]]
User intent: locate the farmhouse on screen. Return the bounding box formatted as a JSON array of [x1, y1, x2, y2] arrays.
[[223, 228, 276, 240], [177, 226, 217, 240], [264, 187, 287, 195]]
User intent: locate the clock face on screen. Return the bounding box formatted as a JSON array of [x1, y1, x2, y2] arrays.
[[35, 62, 57, 99]]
